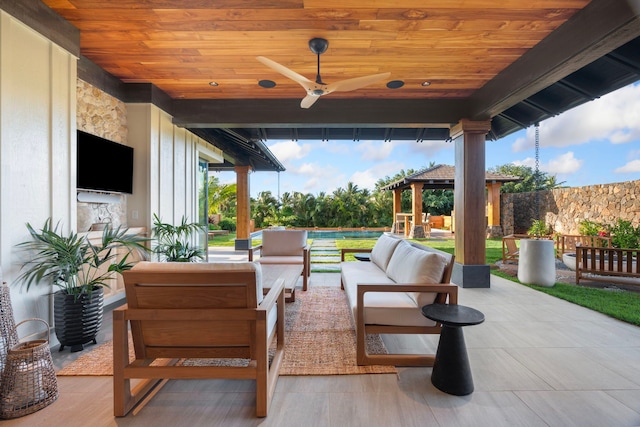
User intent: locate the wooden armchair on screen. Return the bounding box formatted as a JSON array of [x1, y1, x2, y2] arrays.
[[113, 262, 285, 418], [248, 229, 310, 291]]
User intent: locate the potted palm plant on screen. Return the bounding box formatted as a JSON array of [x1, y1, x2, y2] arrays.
[[16, 218, 149, 352], [152, 214, 205, 262]]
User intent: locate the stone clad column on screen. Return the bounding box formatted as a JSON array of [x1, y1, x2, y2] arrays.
[[451, 119, 492, 288], [234, 165, 252, 250]]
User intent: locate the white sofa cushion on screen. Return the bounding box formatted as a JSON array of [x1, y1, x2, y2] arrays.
[[260, 230, 307, 257], [385, 243, 447, 307], [256, 255, 304, 265], [370, 233, 402, 271]]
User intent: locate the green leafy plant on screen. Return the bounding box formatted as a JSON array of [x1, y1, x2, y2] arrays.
[[16, 218, 149, 299], [527, 219, 551, 239], [578, 219, 604, 236], [152, 214, 205, 262], [607, 219, 640, 249], [218, 217, 237, 232]]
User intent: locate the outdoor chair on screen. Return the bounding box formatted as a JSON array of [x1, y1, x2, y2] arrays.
[[393, 213, 405, 234], [248, 229, 310, 291], [113, 262, 285, 418], [502, 234, 521, 263]]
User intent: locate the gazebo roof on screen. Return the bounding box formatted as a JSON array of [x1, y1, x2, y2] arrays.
[[381, 164, 521, 191]]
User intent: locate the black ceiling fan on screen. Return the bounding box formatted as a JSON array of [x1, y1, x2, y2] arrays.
[[257, 38, 391, 109]]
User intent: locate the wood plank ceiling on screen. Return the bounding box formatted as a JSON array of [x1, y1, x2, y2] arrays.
[[36, 1, 640, 170], [43, 0, 588, 102]]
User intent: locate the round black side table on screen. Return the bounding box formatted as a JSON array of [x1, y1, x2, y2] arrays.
[[353, 253, 371, 262], [421, 303, 485, 395]]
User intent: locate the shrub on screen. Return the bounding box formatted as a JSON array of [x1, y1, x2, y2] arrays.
[[527, 219, 551, 238], [218, 218, 236, 232], [578, 219, 604, 236], [607, 219, 640, 249]]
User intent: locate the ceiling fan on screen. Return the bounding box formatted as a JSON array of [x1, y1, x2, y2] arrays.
[[257, 38, 391, 109]]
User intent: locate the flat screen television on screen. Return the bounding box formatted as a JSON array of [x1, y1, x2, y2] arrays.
[[77, 130, 134, 194]]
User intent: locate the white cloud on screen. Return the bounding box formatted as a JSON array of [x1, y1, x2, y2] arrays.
[[511, 83, 640, 152], [286, 162, 347, 194], [267, 140, 312, 165], [513, 151, 583, 175], [615, 159, 640, 173], [349, 161, 405, 190], [356, 140, 395, 161], [545, 152, 583, 174]]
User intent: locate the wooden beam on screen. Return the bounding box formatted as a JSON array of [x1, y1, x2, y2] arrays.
[[469, 0, 640, 120]]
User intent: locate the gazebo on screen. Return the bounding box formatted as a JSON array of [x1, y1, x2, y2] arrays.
[[382, 165, 521, 238]]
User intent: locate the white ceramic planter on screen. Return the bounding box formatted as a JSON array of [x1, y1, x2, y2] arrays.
[[517, 239, 556, 287]]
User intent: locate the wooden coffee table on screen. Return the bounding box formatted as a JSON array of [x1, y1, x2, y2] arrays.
[[261, 264, 304, 302]]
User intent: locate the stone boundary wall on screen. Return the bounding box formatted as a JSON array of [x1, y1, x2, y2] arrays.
[[501, 179, 640, 236]]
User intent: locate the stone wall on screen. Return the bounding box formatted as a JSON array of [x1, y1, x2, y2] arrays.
[[76, 79, 128, 231], [501, 179, 640, 236]]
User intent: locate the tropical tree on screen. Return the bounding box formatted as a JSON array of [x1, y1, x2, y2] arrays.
[[207, 175, 237, 218]]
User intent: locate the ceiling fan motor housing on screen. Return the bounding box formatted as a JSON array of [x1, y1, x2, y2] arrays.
[[309, 38, 328, 55]]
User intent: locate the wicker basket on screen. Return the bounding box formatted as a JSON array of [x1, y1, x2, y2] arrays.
[[0, 318, 58, 419], [0, 283, 19, 383]]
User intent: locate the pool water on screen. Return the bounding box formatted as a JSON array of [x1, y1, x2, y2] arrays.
[[307, 230, 383, 239], [250, 230, 384, 240]]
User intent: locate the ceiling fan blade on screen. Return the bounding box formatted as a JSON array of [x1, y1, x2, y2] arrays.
[[256, 56, 312, 89], [326, 72, 391, 93], [301, 94, 320, 109]]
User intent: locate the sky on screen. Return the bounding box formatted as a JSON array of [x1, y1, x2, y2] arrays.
[[213, 82, 640, 199]]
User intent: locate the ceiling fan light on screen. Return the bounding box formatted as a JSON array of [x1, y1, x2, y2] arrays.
[[387, 80, 405, 89], [259, 79, 276, 88]]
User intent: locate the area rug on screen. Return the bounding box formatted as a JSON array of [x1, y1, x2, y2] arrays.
[[57, 286, 397, 376]]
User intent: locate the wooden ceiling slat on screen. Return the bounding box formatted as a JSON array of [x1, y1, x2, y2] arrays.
[[42, 0, 591, 102]]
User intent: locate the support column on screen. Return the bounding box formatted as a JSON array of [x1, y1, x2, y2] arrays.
[[486, 182, 503, 238], [409, 182, 425, 238], [391, 189, 402, 233], [451, 119, 492, 288], [234, 165, 252, 250]]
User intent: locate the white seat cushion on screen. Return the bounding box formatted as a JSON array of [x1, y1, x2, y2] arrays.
[[256, 255, 304, 265], [386, 243, 447, 307]]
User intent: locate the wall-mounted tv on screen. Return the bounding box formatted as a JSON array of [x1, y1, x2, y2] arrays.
[[77, 130, 134, 194]]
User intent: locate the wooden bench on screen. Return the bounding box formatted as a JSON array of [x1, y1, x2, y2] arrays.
[[556, 234, 611, 259], [575, 246, 640, 286], [207, 229, 230, 238]]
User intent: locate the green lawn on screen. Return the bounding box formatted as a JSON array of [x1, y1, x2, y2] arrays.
[[210, 234, 640, 326]]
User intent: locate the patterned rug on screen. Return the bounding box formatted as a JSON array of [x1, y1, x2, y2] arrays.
[[57, 286, 397, 376]]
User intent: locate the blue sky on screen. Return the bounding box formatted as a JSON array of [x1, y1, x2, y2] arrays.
[[214, 82, 640, 198]]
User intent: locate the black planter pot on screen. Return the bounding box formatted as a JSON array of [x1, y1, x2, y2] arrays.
[[53, 286, 104, 352]]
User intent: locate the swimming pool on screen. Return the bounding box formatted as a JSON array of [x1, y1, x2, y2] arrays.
[[250, 230, 384, 240], [307, 230, 383, 239]]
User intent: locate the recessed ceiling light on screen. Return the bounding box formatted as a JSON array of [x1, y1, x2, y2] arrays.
[[259, 79, 276, 88], [208, 81, 219, 87], [421, 81, 431, 87], [386, 80, 405, 89]]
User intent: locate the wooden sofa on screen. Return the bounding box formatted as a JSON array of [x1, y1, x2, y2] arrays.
[[113, 261, 285, 418], [575, 246, 640, 286], [340, 233, 458, 366]]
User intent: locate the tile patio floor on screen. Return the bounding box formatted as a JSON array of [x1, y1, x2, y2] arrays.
[[6, 245, 640, 426]]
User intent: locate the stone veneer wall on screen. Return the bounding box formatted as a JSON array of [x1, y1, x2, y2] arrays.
[[76, 79, 128, 231], [501, 179, 640, 236]]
